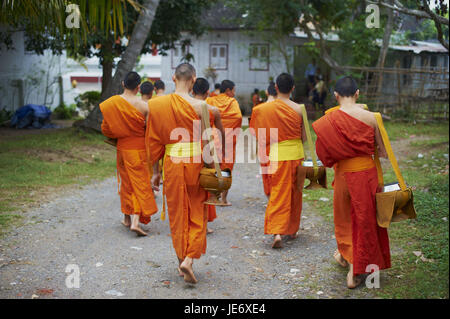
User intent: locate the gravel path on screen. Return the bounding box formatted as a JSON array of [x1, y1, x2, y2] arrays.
[[0, 138, 374, 299]]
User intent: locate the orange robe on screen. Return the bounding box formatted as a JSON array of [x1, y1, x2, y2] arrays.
[[206, 93, 243, 172], [312, 109, 391, 275], [100, 95, 158, 224], [146, 93, 211, 260], [252, 94, 261, 107], [249, 100, 304, 235], [251, 103, 271, 197], [206, 115, 217, 223]]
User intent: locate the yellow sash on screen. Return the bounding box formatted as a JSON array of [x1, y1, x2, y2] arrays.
[[165, 141, 201, 158], [269, 139, 304, 162], [160, 141, 202, 221], [300, 104, 320, 178]]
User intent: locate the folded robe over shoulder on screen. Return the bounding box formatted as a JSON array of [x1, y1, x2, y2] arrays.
[[206, 93, 243, 172], [146, 94, 213, 260], [100, 95, 158, 224], [249, 100, 304, 235], [312, 109, 391, 275]]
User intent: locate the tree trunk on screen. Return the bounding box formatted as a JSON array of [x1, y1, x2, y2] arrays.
[[376, 0, 395, 93], [101, 39, 114, 95], [101, 59, 113, 96], [78, 0, 160, 132], [375, 0, 395, 112]]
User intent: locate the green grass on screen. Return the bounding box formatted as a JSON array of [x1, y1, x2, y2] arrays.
[[304, 121, 449, 298], [0, 128, 116, 234], [383, 121, 449, 141], [375, 139, 449, 299]]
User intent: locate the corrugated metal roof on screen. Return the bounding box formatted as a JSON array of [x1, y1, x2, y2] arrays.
[[389, 40, 448, 54]]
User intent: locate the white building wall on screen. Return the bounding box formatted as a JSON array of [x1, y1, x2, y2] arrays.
[[160, 30, 296, 114], [0, 30, 64, 112], [0, 28, 162, 113]]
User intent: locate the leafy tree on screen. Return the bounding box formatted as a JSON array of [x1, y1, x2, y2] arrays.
[[23, 0, 214, 97], [377, 0, 449, 50], [4, 0, 215, 130], [0, 0, 135, 48], [227, 0, 385, 72]]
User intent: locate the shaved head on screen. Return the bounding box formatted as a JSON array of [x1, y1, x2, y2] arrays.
[[175, 63, 196, 81], [193, 77, 210, 95]]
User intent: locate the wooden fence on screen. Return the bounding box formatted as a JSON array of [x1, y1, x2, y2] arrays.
[[342, 64, 449, 121]]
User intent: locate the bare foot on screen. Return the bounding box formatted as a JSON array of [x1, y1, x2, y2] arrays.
[[122, 215, 131, 228], [177, 258, 184, 277], [130, 226, 148, 236], [347, 265, 362, 289], [334, 250, 349, 268], [207, 228, 214, 234], [272, 234, 282, 248], [180, 257, 198, 284]]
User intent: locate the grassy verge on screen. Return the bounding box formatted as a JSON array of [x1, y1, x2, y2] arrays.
[[0, 128, 116, 235], [304, 121, 449, 298]]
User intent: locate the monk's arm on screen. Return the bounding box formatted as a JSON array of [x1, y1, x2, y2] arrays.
[[211, 106, 226, 159], [301, 123, 307, 143], [300, 107, 307, 143], [374, 125, 388, 158], [101, 120, 115, 138], [367, 112, 388, 158], [151, 161, 161, 191]]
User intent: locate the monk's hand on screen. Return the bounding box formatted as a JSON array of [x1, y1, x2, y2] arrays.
[[151, 173, 161, 191]]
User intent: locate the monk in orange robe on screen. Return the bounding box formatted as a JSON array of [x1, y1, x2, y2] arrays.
[[250, 73, 307, 249], [265, 81, 277, 103], [209, 83, 220, 97], [100, 71, 158, 236], [312, 76, 391, 288], [206, 80, 243, 205], [147, 63, 224, 284], [192, 77, 225, 234], [153, 80, 166, 97], [254, 81, 278, 198], [140, 81, 154, 102]]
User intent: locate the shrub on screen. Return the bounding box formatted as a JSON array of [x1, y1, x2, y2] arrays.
[[53, 103, 77, 119], [0, 109, 13, 125], [75, 91, 101, 112]]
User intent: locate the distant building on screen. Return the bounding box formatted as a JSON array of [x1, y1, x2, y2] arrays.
[[159, 4, 311, 114], [0, 28, 162, 113], [160, 3, 448, 114], [0, 29, 64, 112]]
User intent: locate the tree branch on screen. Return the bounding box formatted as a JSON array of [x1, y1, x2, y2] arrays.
[[419, 0, 449, 51], [299, 16, 345, 73], [374, 0, 449, 25]]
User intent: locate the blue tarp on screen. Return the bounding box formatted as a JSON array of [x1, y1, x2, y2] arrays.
[[10, 104, 57, 129]]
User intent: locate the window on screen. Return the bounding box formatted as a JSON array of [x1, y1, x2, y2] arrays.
[[171, 43, 190, 69], [249, 44, 269, 71], [421, 55, 429, 68], [209, 44, 228, 70], [430, 55, 437, 68], [402, 55, 412, 85]]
